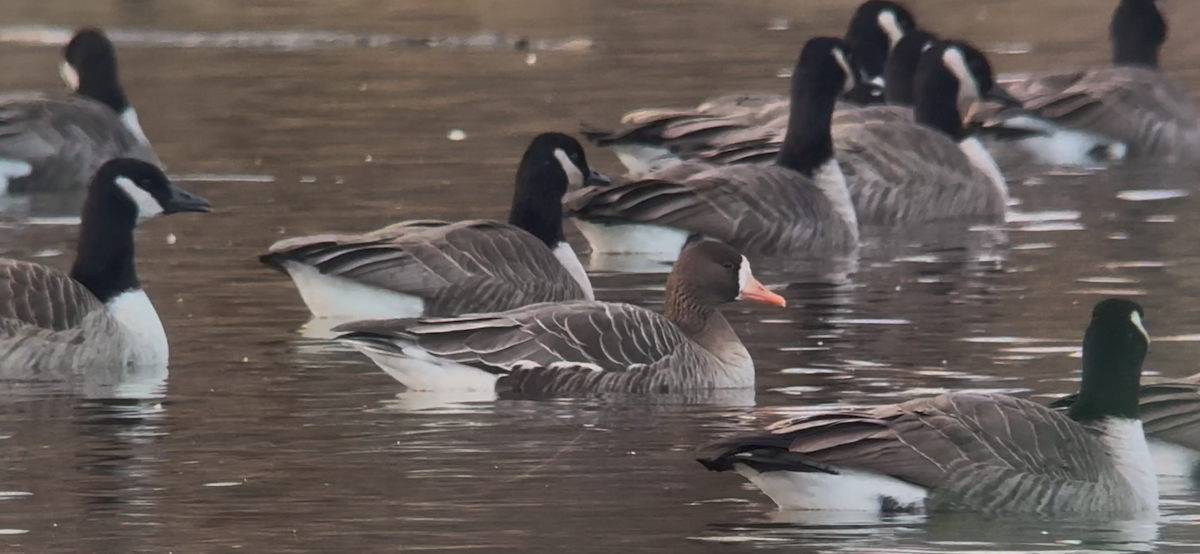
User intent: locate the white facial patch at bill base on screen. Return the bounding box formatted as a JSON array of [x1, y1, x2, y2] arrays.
[[60, 61, 80, 91], [942, 46, 982, 104], [878, 10, 905, 48], [115, 177, 165, 219], [832, 48, 855, 94], [553, 148, 586, 187], [1130, 310, 1150, 344], [737, 256, 752, 296]]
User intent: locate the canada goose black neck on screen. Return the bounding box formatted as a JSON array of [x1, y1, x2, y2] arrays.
[[776, 38, 849, 176], [883, 29, 936, 106], [912, 43, 967, 141], [509, 134, 573, 247], [69, 163, 142, 304], [65, 28, 130, 114], [1067, 299, 1148, 423], [1110, 0, 1166, 70]]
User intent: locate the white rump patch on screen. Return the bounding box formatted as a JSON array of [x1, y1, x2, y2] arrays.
[[280, 261, 426, 320], [115, 177, 164, 219], [1101, 418, 1159, 514], [734, 464, 927, 512], [106, 288, 168, 367], [942, 46, 980, 104], [832, 48, 855, 94], [348, 341, 500, 392], [60, 61, 79, 91], [120, 107, 153, 147], [1130, 311, 1150, 344], [958, 137, 1010, 212], [877, 10, 905, 48], [610, 144, 683, 178], [0, 159, 33, 195], [553, 148, 585, 187], [552, 241, 595, 300], [571, 218, 691, 258]]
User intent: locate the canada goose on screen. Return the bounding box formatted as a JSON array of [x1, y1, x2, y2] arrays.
[[978, 0, 1199, 165], [261, 133, 606, 321], [1052, 372, 1200, 478], [0, 159, 210, 377], [833, 40, 1017, 224], [698, 298, 1156, 518], [333, 240, 785, 398], [581, 0, 916, 177], [563, 38, 859, 259], [0, 28, 160, 193]]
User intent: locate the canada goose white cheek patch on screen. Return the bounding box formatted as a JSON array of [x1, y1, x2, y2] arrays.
[[115, 177, 164, 219], [59, 62, 79, 91], [553, 148, 586, 187], [832, 49, 855, 94], [942, 47, 981, 104], [1130, 311, 1150, 344], [877, 10, 904, 48]]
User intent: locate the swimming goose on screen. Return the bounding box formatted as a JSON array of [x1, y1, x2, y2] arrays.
[[698, 298, 1156, 517], [564, 38, 859, 258], [1052, 372, 1200, 478], [0, 159, 210, 377], [261, 133, 606, 321], [582, 0, 916, 177], [0, 28, 160, 193], [978, 0, 1199, 165], [333, 241, 784, 397], [833, 40, 1017, 224]]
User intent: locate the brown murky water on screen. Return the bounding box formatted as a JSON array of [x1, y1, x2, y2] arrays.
[[1, 1, 1200, 552]]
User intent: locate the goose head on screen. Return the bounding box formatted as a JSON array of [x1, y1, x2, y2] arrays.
[[1111, 0, 1167, 69], [666, 241, 786, 312], [62, 28, 129, 113], [882, 28, 938, 106], [96, 159, 211, 221], [844, 0, 917, 85], [1069, 298, 1149, 422]]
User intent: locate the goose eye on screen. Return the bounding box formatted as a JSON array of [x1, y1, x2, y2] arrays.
[[722, 262, 735, 269]]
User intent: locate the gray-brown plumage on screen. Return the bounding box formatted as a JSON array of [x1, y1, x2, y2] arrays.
[[0, 29, 159, 192], [565, 38, 861, 257], [977, 0, 1199, 165], [333, 241, 785, 398], [261, 133, 603, 320], [699, 298, 1157, 517]]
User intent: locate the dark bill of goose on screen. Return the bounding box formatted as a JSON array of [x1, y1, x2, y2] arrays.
[[565, 37, 860, 258], [0, 158, 210, 377], [698, 298, 1157, 518], [332, 241, 784, 399], [0, 27, 160, 193], [262, 133, 607, 321]]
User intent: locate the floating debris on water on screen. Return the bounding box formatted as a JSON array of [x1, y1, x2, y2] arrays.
[[767, 18, 790, 31], [166, 233, 177, 245], [447, 129, 467, 141]]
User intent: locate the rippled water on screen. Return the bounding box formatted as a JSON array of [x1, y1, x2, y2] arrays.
[[2, 1, 1200, 552]]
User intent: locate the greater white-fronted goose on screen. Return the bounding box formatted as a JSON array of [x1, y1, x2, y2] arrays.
[[261, 133, 606, 321], [564, 37, 860, 258], [978, 0, 1199, 165], [333, 241, 785, 398], [581, 0, 917, 177], [0, 28, 160, 193], [698, 298, 1157, 517], [0, 159, 210, 377]]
